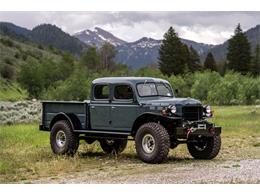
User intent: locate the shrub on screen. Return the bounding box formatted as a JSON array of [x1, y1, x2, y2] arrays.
[[207, 72, 242, 105], [37, 44, 44, 50], [237, 77, 260, 104], [168, 75, 190, 97], [0, 38, 14, 47], [4, 57, 13, 65], [0, 64, 16, 80], [14, 52, 20, 59], [191, 71, 221, 101]]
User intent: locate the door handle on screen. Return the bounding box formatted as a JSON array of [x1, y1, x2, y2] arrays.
[[111, 106, 116, 109], [91, 106, 95, 109]]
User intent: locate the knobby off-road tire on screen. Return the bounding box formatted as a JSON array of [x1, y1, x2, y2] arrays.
[[99, 139, 127, 154], [50, 120, 79, 155], [135, 122, 170, 164], [187, 135, 221, 159]]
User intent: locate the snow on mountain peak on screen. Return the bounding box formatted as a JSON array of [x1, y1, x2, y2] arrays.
[[74, 27, 126, 48]]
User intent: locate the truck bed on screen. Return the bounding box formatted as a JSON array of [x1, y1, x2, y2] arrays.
[[41, 101, 89, 130]]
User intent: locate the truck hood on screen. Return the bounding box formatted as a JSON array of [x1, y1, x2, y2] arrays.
[[139, 97, 201, 107]]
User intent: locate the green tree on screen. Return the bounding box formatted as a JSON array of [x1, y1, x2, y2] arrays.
[[17, 57, 43, 98], [80, 46, 101, 72], [251, 44, 260, 76], [43, 67, 91, 101], [100, 42, 116, 71], [158, 27, 187, 76], [226, 24, 251, 74], [59, 52, 75, 80], [39, 59, 61, 89], [188, 46, 201, 72], [204, 52, 217, 71]]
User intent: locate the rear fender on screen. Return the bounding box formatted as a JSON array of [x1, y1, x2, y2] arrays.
[[49, 112, 82, 131]]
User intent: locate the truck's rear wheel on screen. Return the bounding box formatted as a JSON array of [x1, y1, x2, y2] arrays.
[[187, 135, 221, 159], [135, 122, 170, 164], [99, 139, 127, 154], [50, 120, 79, 155]]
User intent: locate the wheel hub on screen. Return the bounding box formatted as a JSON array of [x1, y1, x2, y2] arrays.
[[56, 130, 66, 148], [142, 134, 155, 153], [194, 136, 208, 151]]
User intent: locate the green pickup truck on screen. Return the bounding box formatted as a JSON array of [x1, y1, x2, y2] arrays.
[[40, 77, 221, 163]]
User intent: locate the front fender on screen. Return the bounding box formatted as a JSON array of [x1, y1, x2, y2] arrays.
[[131, 112, 181, 135]]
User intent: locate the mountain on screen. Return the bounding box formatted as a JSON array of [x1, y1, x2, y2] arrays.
[[116, 37, 213, 69], [74, 27, 126, 48], [74, 27, 213, 69], [30, 24, 87, 54], [208, 25, 260, 62], [0, 22, 31, 41], [115, 37, 161, 69], [0, 22, 87, 54]]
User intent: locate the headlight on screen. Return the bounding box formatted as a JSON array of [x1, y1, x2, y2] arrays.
[[168, 105, 177, 114], [204, 105, 213, 117], [206, 105, 211, 113]]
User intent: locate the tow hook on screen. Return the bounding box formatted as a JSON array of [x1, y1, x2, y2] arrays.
[[186, 127, 196, 139], [209, 127, 215, 135]]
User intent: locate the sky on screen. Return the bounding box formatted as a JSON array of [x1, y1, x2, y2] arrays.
[[0, 11, 260, 45]]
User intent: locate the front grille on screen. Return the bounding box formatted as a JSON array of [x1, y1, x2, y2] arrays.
[[182, 106, 203, 121]]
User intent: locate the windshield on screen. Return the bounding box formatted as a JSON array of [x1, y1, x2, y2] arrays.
[[137, 82, 173, 97]]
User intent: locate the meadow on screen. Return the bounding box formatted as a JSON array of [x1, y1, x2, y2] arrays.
[[0, 106, 260, 183]]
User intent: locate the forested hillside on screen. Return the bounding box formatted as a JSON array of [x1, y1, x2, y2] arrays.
[[0, 34, 69, 100], [0, 22, 87, 55], [0, 23, 259, 105]]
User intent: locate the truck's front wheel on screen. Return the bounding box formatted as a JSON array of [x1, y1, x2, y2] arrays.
[[50, 120, 79, 155], [135, 122, 170, 164], [99, 139, 127, 154], [187, 135, 221, 159]]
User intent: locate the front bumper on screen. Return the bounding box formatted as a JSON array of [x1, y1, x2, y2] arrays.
[[175, 121, 221, 139]]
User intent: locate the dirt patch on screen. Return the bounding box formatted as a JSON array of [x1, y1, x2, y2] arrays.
[[28, 159, 260, 184]]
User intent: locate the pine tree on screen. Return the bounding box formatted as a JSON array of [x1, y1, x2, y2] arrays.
[[204, 52, 217, 72], [251, 44, 260, 76], [226, 24, 251, 74], [158, 27, 187, 76], [188, 46, 201, 72], [182, 44, 190, 72]]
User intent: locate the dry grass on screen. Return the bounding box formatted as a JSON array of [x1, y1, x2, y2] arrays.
[[0, 101, 41, 125]]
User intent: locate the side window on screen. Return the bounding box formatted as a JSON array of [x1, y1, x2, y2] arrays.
[[94, 84, 109, 99], [114, 85, 133, 100]]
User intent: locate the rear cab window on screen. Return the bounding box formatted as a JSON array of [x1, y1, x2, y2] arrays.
[[94, 84, 109, 100]]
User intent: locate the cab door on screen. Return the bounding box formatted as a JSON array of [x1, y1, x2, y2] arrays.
[[110, 84, 138, 132], [90, 84, 111, 130]]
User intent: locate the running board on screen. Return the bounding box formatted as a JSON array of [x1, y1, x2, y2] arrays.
[[73, 129, 131, 136]]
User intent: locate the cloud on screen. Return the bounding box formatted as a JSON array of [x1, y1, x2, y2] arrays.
[[0, 11, 259, 44]]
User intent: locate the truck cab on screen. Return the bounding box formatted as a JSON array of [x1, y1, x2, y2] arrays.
[[40, 77, 221, 164]]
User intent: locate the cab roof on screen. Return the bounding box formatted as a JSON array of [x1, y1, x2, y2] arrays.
[[92, 77, 170, 85]]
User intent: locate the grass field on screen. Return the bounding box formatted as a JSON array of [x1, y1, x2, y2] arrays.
[[0, 106, 260, 183]]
